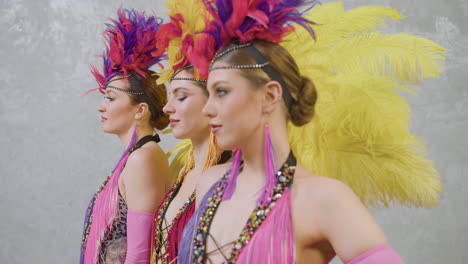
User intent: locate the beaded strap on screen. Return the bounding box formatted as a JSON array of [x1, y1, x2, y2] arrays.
[[192, 172, 231, 263], [153, 181, 196, 263]]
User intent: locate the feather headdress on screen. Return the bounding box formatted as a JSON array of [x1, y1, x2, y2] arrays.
[[89, 8, 165, 93], [189, 0, 318, 75], [156, 0, 211, 84]]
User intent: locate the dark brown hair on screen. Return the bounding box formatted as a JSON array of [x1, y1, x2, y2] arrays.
[[216, 40, 317, 126], [128, 69, 169, 130]]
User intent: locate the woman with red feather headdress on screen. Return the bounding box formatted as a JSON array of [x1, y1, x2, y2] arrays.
[[80, 9, 171, 264]]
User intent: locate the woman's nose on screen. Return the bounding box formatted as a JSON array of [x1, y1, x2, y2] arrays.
[[202, 97, 216, 118], [97, 100, 105, 113], [163, 100, 175, 114]]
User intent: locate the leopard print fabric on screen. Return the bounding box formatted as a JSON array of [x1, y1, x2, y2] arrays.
[[99, 193, 128, 264]]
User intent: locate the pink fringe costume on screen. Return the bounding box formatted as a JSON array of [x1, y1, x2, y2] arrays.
[[178, 149, 298, 264], [81, 134, 162, 264]]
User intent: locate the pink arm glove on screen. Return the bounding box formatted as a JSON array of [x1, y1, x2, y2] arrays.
[[124, 210, 153, 264], [347, 244, 405, 264]]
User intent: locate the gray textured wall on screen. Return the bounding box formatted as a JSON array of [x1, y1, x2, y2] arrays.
[[1, 0, 466, 263]]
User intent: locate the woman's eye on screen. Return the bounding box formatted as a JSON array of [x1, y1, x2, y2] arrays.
[[104, 96, 114, 101], [177, 96, 188, 102], [216, 88, 228, 97]]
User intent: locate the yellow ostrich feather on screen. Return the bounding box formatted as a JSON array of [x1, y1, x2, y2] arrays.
[[157, 0, 210, 84], [283, 1, 445, 207], [166, 139, 193, 182], [326, 33, 446, 84]]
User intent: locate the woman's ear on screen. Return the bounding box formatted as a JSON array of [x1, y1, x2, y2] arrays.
[[262, 80, 282, 114], [135, 102, 150, 120]]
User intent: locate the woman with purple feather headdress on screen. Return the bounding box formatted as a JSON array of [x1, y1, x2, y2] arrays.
[[80, 8, 172, 264], [175, 0, 446, 263]]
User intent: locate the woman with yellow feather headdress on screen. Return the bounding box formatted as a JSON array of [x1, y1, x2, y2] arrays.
[[149, 0, 231, 263], [175, 0, 445, 263]]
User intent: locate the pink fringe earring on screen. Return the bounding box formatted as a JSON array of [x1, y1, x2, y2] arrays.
[[222, 149, 243, 201], [260, 118, 277, 205]]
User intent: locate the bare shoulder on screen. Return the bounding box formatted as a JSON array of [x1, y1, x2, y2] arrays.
[[121, 142, 170, 212], [126, 142, 167, 167], [122, 142, 170, 185], [292, 166, 386, 262], [195, 162, 231, 206], [293, 166, 360, 209], [292, 166, 370, 227]]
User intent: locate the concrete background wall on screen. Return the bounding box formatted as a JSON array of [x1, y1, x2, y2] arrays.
[[1, 0, 466, 263]]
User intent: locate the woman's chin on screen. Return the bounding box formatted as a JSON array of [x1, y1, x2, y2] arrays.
[[100, 125, 115, 134], [216, 137, 238, 151], [171, 128, 187, 140]]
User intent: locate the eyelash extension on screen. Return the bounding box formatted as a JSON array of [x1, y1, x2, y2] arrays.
[[178, 96, 188, 101]]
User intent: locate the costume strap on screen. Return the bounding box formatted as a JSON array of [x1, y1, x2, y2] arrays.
[[130, 134, 161, 153]]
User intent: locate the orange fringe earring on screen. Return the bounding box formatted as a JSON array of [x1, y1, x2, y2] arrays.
[[174, 132, 224, 184]]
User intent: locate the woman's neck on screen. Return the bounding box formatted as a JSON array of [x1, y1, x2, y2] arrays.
[[190, 127, 212, 173], [118, 124, 153, 148]]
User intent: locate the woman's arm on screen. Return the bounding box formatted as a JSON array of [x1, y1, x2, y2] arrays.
[[297, 175, 404, 263], [121, 145, 170, 264]]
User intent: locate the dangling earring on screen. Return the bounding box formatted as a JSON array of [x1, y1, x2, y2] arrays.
[[222, 149, 242, 201], [203, 132, 223, 171], [178, 147, 195, 183], [260, 115, 276, 205]]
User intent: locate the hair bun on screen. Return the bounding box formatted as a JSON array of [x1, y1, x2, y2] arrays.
[[289, 76, 317, 126]]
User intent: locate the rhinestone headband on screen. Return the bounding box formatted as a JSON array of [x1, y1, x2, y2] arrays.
[[210, 43, 252, 65], [171, 77, 207, 82], [107, 85, 144, 95], [209, 62, 270, 71], [170, 65, 207, 82], [106, 76, 144, 95], [107, 73, 160, 117]]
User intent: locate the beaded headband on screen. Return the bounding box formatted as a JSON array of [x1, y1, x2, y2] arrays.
[[106, 76, 144, 95], [209, 42, 294, 108], [170, 65, 207, 83], [106, 73, 160, 117]]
